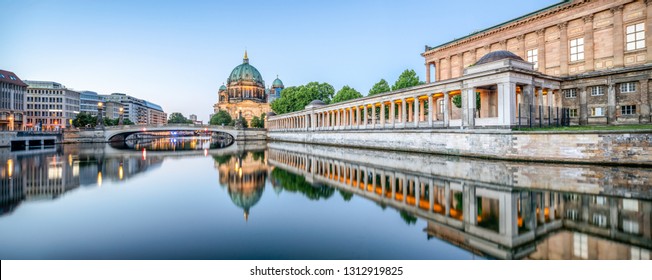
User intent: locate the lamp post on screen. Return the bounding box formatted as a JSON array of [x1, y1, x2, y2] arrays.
[[118, 107, 124, 125], [96, 102, 104, 129]]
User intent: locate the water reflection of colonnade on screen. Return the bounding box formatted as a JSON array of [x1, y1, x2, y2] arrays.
[[267, 142, 651, 259]]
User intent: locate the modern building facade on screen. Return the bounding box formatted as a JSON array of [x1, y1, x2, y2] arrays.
[[101, 93, 166, 125], [79, 91, 101, 116], [24, 80, 80, 131], [214, 51, 284, 125], [422, 0, 652, 125], [0, 70, 27, 131]]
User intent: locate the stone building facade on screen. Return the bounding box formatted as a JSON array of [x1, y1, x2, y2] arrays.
[[0, 70, 27, 131], [422, 0, 652, 125], [24, 80, 80, 131]]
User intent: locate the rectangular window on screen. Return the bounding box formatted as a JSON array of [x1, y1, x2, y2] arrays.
[[570, 38, 584, 62], [592, 214, 608, 227], [626, 22, 645, 51], [564, 88, 577, 98], [569, 108, 578, 117], [527, 49, 538, 69], [620, 82, 636, 93], [591, 86, 604, 96], [591, 107, 604, 117], [621, 105, 636, 115]]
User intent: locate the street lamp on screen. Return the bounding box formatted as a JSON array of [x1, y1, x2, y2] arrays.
[[96, 102, 104, 129], [118, 107, 124, 125]]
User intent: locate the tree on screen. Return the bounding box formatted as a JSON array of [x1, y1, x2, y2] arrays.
[[392, 69, 423, 91], [72, 112, 96, 128], [270, 82, 335, 114], [250, 113, 266, 128], [368, 79, 391, 96], [168, 112, 192, 124], [452, 94, 482, 116], [332, 85, 363, 103], [209, 110, 233, 126]]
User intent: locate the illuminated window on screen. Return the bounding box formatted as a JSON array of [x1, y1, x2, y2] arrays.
[[591, 86, 604, 96], [592, 214, 607, 227], [564, 88, 577, 98], [620, 82, 636, 93], [591, 107, 604, 117], [626, 23, 645, 51], [570, 38, 584, 62], [527, 49, 538, 69]]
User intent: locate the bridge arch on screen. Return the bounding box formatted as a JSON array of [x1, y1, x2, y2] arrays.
[[104, 124, 239, 142]]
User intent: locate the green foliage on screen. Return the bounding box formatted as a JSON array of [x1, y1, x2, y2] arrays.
[[72, 112, 96, 127], [271, 168, 334, 200], [452, 93, 481, 115], [368, 79, 391, 96], [391, 69, 423, 91], [250, 113, 266, 128], [168, 112, 193, 124], [332, 85, 363, 103], [270, 82, 334, 114], [339, 190, 354, 201], [399, 210, 418, 225], [212, 155, 233, 166], [209, 110, 233, 126]]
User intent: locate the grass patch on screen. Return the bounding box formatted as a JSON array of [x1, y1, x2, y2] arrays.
[[513, 124, 652, 131]]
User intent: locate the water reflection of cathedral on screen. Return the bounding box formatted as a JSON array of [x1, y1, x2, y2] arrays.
[[0, 145, 163, 216], [267, 142, 652, 260], [215, 151, 269, 221]]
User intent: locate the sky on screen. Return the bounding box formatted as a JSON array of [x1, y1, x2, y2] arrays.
[[1, 0, 560, 121]]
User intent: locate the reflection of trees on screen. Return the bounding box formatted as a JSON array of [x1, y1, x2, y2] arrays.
[[339, 189, 353, 201], [399, 210, 417, 225], [271, 168, 334, 201]]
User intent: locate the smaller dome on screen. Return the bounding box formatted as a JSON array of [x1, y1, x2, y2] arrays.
[[308, 100, 326, 106], [219, 84, 227, 91], [272, 77, 284, 88], [475, 50, 524, 65]]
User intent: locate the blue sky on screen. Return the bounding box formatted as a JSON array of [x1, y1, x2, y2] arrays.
[[1, 0, 559, 121]]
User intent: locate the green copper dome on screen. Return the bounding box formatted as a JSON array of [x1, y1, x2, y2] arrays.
[[272, 77, 284, 88], [219, 84, 227, 91], [227, 51, 264, 86]]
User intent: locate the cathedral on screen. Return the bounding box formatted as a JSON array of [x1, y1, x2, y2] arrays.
[[213, 51, 284, 125]]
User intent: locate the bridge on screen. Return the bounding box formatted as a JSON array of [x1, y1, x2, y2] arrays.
[[62, 124, 266, 143]]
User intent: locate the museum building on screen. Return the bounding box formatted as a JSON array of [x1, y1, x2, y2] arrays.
[[422, 0, 651, 125]]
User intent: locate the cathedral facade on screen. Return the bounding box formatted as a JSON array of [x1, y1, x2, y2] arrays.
[[213, 51, 284, 125]]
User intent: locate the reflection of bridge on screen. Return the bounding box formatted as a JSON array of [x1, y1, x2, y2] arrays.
[[267, 142, 652, 259]]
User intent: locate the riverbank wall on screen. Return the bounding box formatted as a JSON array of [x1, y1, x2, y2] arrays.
[[267, 129, 652, 166]]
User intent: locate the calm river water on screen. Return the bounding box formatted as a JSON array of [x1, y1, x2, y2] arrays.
[[0, 137, 650, 260]]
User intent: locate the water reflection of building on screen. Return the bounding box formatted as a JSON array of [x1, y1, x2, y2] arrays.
[[0, 145, 163, 216], [267, 142, 652, 260], [215, 151, 268, 221]]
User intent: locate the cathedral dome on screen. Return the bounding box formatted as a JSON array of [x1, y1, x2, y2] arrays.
[[219, 84, 227, 92], [272, 77, 284, 88], [475, 50, 524, 65], [227, 51, 264, 86]]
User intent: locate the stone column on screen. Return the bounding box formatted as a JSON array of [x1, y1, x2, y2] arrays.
[[443, 91, 450, 127], [401, 98, 407, 126], [426, 62, 431, 83], [583, 14, 594, 72], [462, 88, 476, 128], [428, 94, 434, 127], [407, 100, 413, 123], [558, 22, 569, 76], [537, 29, 546, 73], [447, 56, 453, 80], [640, 78, 650, 123], [355, 106, 360, 128], [380, 102, 386, 127], [414, 96, 420, 127], [371, 103, 376, 128], [537, 87, 544, 121], [612, 5, 625, 68], [433, 62, 438, 82], [362, 105, 368, 129], [419, 97, 425, 122], [350, 108, 355, 129], [579, 86, 588, 125], [523, 84, 534, 125], [390, 100, 395, 127]]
